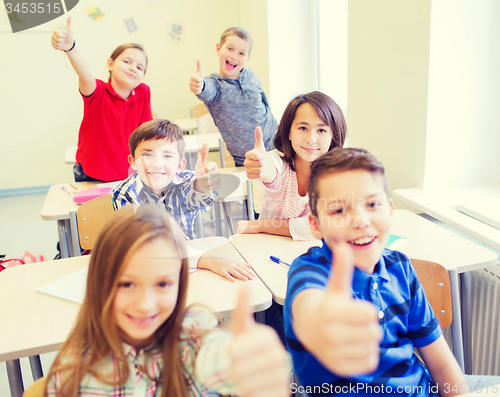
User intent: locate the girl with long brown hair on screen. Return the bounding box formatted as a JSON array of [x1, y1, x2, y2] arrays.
[[44, 205, 289, 397], [239, 91, 347, 241]]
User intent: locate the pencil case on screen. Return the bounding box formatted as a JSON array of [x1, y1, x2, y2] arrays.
[[73, 188, 112, 204]]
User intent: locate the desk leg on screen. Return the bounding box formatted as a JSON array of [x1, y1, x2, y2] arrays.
[[57, 220, 70, 259], [222, 202, 235, 237], [196, 212, 205, 239], [6, 359, 23, 397], [29, 355, 43, 380], [460, 272, 473, 374], [449, 269, 465, 373], [69, 211, 81, 257], [186, 153, 196, 171], [255, 311, 265, 324], [214, 203, 223, 236]]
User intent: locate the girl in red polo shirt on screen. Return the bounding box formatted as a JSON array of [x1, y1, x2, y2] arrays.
[[52, 17, 153, 182]]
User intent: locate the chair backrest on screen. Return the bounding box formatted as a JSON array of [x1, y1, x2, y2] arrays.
[[410, 259, 453, 329], [77, 194, 115, 250], [191, 103, 209, 118], [23, 377, 46, 397], [196, 113, 219, 135]]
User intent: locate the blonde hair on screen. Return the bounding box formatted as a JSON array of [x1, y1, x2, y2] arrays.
[[220, 26, 253, 54], [44, 205, 190, 397]]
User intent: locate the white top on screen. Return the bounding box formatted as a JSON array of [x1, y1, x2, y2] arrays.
[[260, 151, 316, 241]]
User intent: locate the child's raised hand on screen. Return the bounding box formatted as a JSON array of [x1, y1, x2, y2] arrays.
[[190, 60, 205, 95], [194, 143, 221, 193], [230, 286, 289, 397], [51, 17, 74, 51], [244, 127, 267, 180], [300, 243, 382, 377]]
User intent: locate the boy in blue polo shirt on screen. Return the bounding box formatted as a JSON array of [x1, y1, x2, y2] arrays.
[[283, 148, 468, 396], [189, 27, 277, 167]]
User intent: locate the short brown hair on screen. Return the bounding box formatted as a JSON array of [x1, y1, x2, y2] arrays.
[[274, 92, 347, 172], [220, 27, 253, 54], [308, 148, 389, 217], [129, 119, 185, 159]]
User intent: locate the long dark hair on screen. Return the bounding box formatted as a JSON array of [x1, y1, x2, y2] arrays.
[[274, 91, 347, 171]]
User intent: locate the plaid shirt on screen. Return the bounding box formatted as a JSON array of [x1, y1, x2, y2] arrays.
[[46, 309, 241, 396], [112, 171, 217, 240]]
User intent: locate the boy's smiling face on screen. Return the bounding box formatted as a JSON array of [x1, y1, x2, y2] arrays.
[[216, 35, 250, 79], [129, 138, 186, 196], [309, 170, 394, 274]]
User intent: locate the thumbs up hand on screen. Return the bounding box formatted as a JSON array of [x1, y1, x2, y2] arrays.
[[194, 143, 221, 193], [294, 243, 382, 377], [244, 127, 269, 180], [190, 59, 205, 95], [51, 17, 74, 51], [230, 287, 289, 397]]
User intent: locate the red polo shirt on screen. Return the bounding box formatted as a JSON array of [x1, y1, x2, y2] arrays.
[[76, 79, 153, 181]]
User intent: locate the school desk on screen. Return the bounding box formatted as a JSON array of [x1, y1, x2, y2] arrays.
[[0, 236, 272, 397], [229, 209, 498, 373], [41, 170, 247, 258], [41, 182, 100, 258], [393, 187, 500, 252]]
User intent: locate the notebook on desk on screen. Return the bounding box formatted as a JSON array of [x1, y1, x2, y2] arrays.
[[36, 247, 205, 305], [36, 267, 88, 305]]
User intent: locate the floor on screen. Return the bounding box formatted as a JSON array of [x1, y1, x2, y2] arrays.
[[0, 193, 246, 396]]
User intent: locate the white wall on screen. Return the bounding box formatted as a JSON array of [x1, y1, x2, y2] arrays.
[[267, 0, 317, 121], [347, 0, 432, 198], [424, 0, 500, 189], [0, 0, 269, 190], [317, 0, 348, 113]]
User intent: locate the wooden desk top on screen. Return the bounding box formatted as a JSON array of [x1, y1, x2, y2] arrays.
[[230, 209, 498, 304], [172, 118, 197, 133], [230, 234, 320, 305], [184, 132, 222, 153], [41, 182, 100, 221], [0, 237, 271, 362]]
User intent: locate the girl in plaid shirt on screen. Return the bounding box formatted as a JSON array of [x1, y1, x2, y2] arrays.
[[44, 205, 289, 397]]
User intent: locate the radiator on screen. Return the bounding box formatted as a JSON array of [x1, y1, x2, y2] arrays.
[[470, 264, 500, 375]]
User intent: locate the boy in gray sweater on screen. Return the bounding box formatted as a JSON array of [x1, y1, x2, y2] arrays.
[[189, 27, 277, 166]]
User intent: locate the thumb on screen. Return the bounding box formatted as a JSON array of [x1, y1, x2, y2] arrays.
[[254, 126, 265, 151], [232, 285, 255, 336], [196, 59, 204, 77], [199, 143, 209, 164], [66, 16, 72, 31], [326, 243, 355, 299]]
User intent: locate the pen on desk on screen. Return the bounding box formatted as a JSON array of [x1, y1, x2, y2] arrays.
[[270, 255, 290, 267], [70, 183, 78, 190], [61, 186, 71, 195], [84, 182, 90, 189]]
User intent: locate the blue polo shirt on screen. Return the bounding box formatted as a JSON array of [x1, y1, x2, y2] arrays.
[[283, 243, 442, 396]]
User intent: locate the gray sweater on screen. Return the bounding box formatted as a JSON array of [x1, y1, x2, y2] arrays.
[[196, 69, 277, 165]]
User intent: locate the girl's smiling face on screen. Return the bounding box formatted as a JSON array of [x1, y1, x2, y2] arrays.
[[289, 103, 333, 164], [107, 48, 147, 92], [113, 237, 182, 350]]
